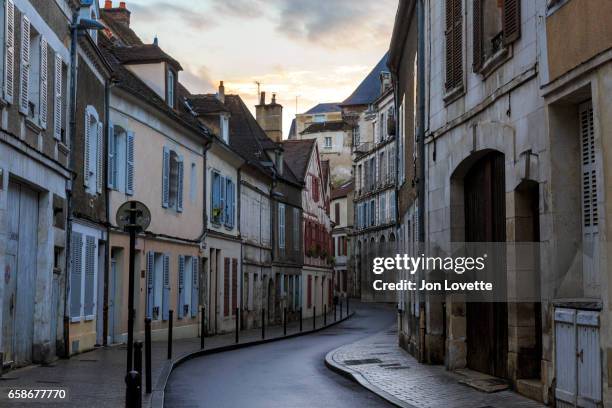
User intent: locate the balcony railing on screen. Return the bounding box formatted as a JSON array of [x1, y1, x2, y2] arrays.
[[353, 142, 372, 154]]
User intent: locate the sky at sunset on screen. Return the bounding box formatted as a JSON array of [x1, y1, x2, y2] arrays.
[[122, 0, 399, 137]]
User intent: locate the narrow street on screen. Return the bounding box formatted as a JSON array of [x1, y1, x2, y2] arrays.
[[165, 303, 396, 408]]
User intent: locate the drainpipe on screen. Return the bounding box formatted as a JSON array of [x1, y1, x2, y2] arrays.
[[62, 9, 80, 358], [102, 78, 111, 346]]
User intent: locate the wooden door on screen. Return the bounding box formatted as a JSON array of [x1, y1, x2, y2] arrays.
[[464, 152, 508, 378]]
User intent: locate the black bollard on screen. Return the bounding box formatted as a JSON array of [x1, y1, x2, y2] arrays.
[[200, 306, 205, 350], [262, 308, 265, 339], [125, 370, 141, 408], [334, 303, 337, 322], [144, 318, 152, 394], [299, 308, 303, 332], [235, 308, 239, 344], [313, 306, 316, 331], [134, 341, 143, 398], [283, 307, 287, 336], [340, 300, 343, 319], [324, 304, 327, 326], [167, 310, 173, 360]]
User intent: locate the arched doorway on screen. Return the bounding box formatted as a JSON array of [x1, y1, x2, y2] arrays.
[[463, 151, 508, 379]]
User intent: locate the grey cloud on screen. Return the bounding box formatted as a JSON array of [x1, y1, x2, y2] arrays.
[[129, 2, 216, 30], [210, 0, 265, 18]]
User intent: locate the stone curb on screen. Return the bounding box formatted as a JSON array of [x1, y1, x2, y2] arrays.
[[324, 330, 418, 408], [150, 311, 355, 408]]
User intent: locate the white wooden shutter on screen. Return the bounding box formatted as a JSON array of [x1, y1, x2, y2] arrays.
[[96, 122, 103, 194], [146, 252, 154, 318], [39, 38, 48, 128], [3, 0, 15, 103], [53, 55, 62, 140], [84, 236, 96, 317], [126, 131, 135, 195], [176, 155, 184, 212], [177, 255, 185, 318], [19, 15, 30, 115], [70, 232, 83, 319], [191, 258, 198, 318], [162, 146, 170, 207], [83, 110, 91, 188], [107, 123, 115, 188], [162, 254, 170, 320], [576, 311, 602, 406]]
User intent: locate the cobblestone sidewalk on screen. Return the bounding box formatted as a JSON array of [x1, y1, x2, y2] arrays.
[[2, 310, 343, 408], [325, 325, 546, 408]]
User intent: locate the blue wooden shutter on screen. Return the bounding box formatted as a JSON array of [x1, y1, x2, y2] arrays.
[[126, 131, 135, 195], [220, 176, 226, 224], [96, 122, 103, 194], [70, 232, 83, 319], [177, 255, 185, 319], [176, 155, 184, 212], [162, 254, 170, 320], [84, 236, 96, 317], [191, 258, 199, 318], [146, 252, 154, 318], [84, 111, 91, 188], [162, 146, 170, 207]]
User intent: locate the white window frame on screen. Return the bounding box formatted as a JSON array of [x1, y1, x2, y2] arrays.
[[69, 231, 99, 323], [324, 136, 332, 149], [84, 105, 100, 195]]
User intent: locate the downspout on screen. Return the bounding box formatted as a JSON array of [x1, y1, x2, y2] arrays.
[[416, 0, 427, 363], [237, 167, 243, 329], [198, 137, 212, 334], [102, 78, 111, 346], [62, 9, 79, 358]]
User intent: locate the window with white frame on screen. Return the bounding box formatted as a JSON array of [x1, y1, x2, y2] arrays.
[[20, 16, 48, 127], [313, 114, 325, 123], [278, 202, 286, 250], [84, 106, 103, 195], [167, 69, 175, 108], [220, 114, 229, 143], [3, 0, 15, 104], [108, 125, 134, 195], [162, 146, 184, 212], [69, 232, 98, 322], [324, 136, 332, 149], [211, 170, 236, 228]]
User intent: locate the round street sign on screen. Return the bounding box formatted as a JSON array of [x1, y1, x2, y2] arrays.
[[116, 200, 151, 231]]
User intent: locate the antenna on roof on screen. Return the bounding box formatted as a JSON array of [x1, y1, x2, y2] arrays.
[[255, 81, 261, 99]]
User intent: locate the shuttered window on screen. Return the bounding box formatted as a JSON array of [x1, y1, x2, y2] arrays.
[[126, 131, 135, 195], [108, 124, 116, 189], [224, 257, 230, 316], [162, 146, 170, 207], [177, 255, 185, 319], [4, 0, 15, 104], [19, 14, 29, 114], [162, 254, 170, 320], [96, 122, 103, 194], [231, 258, 238, 315], [39, 38, 48, 128], [191, 258, 199, 318], [146, 252, 155, 318], [70, 232, 83, 319], [176, 155, 184, 211], [224, 179, 234, 228], [84, 107, 100, 194], [502, 0, 521, 45], [83, 236, 96, 318], [445, 0, 463, 92], [278, 203, 286, 249], [580, 101, 598, 232], [53, 55, 62, 140]]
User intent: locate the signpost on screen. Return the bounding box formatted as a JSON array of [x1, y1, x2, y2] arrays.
[[117, 201, 150, 407]]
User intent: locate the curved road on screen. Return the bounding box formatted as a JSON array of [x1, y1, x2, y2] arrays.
[[165, 303, 396, 408]]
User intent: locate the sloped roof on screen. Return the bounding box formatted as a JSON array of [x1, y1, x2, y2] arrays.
[[331, 180, 354, 200], [100, 9, 143, 46], [189, 94, 229, 114], [301, 121, 350, 135], [287, 118, 297, 139], [305, 102, 342, 114], [112, 44, 183, 70], [341, 52, 390, 107], [282, 139, 316, 182]]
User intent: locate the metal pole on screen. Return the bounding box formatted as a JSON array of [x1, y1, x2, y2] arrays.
[[299, 307, 303, 332], [125, 371, 141, 408], [324, 305, 327, 326], [167, 310, 173, 360], [134, 341, 143, 405], [283, 307, 287, 336], [235, 308, 239, 344], [200, 306, 205, 349], [346, 296, 349, 315], [261, 308, 265, 339], [126, 202, 138, 372], [313, 306, 316, 331], [334, 302, 337, 322], [144, 318, 152, 394]]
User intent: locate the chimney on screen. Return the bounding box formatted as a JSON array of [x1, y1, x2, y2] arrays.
[[256, 92, 283, 143], [218, 81, 225, 104], [105, 1, 131, 27]]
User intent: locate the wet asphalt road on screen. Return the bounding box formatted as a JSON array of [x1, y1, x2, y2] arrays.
[[165, 302, 396, 408]]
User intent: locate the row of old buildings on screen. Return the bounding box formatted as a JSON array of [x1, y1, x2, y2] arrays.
[[0, 0, 336, 370]]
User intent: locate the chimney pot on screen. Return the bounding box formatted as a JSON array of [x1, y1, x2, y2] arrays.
[[105, 0, 112, 8], [260, 91, 266, 105], [218, 81, 225, 104], [272, 93, 277, 104], [119, 1, 126, 8]]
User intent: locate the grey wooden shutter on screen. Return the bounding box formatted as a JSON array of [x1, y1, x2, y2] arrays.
[[580, 101, 598, 232], [107, 123, 115, 188], [19, 15, 30, 115], [84, 111, 91, 188], [146, 251, 154, 318], [70, 232, 83, 319], [162, 146, 170, 207], [191, 258, 198, 318], [39, 38, 48, 128], [96, 122, 103, 194], [177, 255, 185, 318], [4, 0, 15, 103], [162, 254, 170, 320], [445, 0, 463, 91], [53, 55, 62, 140], [220, 176, 226, 224], [176, 155, 184, 212], [472, 0, 483, 72], [502, 0, 521, 45], [84, 236, 96, 316], [126, 131, 135, 195]]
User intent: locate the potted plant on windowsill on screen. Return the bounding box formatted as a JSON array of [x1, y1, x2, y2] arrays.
[[212, 207, 223, 222]]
